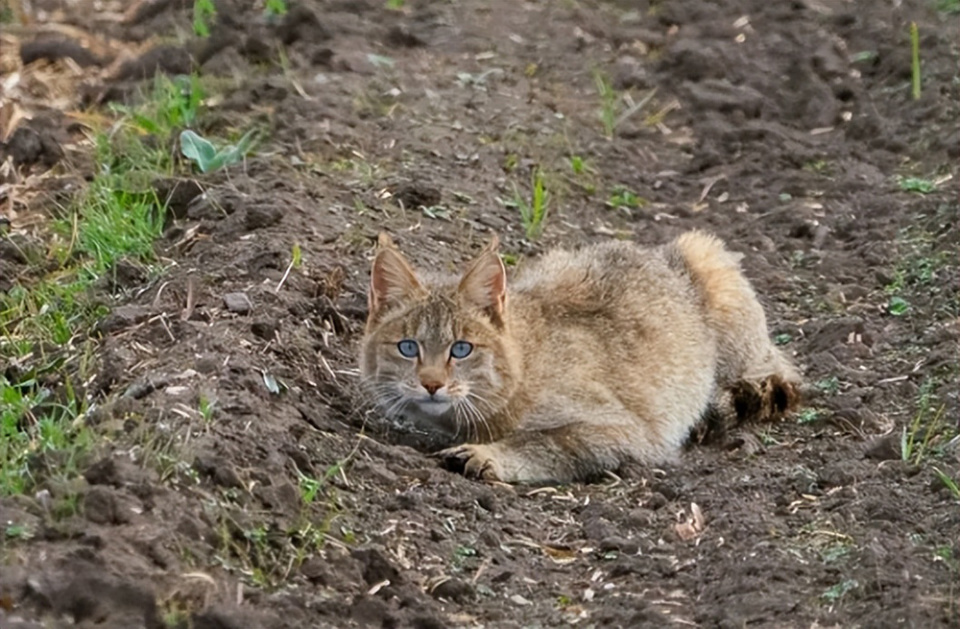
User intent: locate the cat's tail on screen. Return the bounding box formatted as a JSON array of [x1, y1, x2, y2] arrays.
[[667, 229, 802, 424], [668, 230, 754, 317]]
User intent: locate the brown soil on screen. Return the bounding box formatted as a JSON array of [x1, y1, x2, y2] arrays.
[[2, 0, 958, 627]]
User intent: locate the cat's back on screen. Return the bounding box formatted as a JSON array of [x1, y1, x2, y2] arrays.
[[510, 239, 691, 311]]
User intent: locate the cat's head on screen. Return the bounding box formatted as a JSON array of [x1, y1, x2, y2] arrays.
[[358, 233, 520, 444]]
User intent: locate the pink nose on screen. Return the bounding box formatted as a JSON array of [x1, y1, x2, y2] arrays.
[[422, 381, 443, 395]]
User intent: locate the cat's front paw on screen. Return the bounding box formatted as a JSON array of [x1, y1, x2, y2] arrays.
[[437, 443, 504, 482]]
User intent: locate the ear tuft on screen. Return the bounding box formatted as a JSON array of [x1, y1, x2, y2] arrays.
[[458, 237, 507, 325], [367, 237, 422, 325], [377, 232, 396, 250]]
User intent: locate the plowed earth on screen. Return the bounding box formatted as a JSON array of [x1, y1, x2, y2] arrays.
[[1, 0, 958, 627]]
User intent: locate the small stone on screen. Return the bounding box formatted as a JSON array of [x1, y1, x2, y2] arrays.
[[626, 507, 654, 528], [599, 536, 640, 555], [83, 487, 129, 525], [644, 492, 669, 510], [510, 594, 532, 606], [193, 454, 244, 488], [475, 488, 497, 513], [864, 433, 900, 461], [251, 320, 279, 341], [243, 206, 283, 230], [95, 305, 151, 335], [300, 556, 330, 583], [223, 292, 252, 315], [430, 577, 475, 603]]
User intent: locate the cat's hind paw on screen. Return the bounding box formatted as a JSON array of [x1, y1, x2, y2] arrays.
[[436, 443, 504, 482]]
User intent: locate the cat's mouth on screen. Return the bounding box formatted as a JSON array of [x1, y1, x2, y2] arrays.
[[411, 397, 453, 417]]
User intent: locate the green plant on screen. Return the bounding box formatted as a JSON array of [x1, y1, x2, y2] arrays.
[[936, 0, 960, 13], [198, 395, 216, 424], [4, 523, 33, 540], [898, 176, 936, 194], [296, 466, 322, 506], [933, 467, 960, 499], [910, 22, 921, 100], [385, 0, 405, 9], [265, 0, 287, 16], [901, 379, 949, 465], [113, 74, 204, 138], [815, 376, 840, 396], [508, 168, 550, 240], [607, 185, 646, 212], [595, 71, 618, 139], [887, 296, 910, 316], [180, 128, 259, 173], [593, 70, 657, 139], [0, 374, 92, 496], [821, 578, 858, 603], [569, 155, 586, 175], [193, 0, 216, 37]]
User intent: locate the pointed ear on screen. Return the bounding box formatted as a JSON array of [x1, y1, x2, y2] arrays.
[[457, 235, 507, 325], [368, 235, 422, 324]]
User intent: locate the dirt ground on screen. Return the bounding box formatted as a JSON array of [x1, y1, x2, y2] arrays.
[[2, 0, 959, 627]]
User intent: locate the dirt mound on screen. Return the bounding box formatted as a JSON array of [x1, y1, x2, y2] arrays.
[[1, 0, 957, 627]]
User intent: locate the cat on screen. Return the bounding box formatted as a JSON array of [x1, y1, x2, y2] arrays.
[[358, 231, 801, 484]]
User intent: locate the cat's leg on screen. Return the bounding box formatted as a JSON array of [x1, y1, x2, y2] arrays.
[[437, 408, 677, 484], [696, 375, 801, 448]]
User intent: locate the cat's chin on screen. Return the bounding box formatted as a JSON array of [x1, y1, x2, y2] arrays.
[[410, 398, 453, 418]]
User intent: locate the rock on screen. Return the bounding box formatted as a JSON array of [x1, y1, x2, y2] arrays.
[[244, 206, 282, 230], [83, 487, 130, 525], [683, 79, 765, 117], [251, 320, 279, 340], [385, 24, 426, 48], [95, 305, 152, 335], [430, 577, 475, 603], [276, 6, 330, 45], [474, 487, 498, 513], [193, 454, 244, 488], [613, 56, 650, 90], [599, 535, 640, 555], [864, 433, 900, 461], [223, 292, 253, 315], [352, 547, 403, 586], [84, 457, 141, 487]]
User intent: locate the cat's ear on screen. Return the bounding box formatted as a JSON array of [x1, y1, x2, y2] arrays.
[[368, 234, 422, 323], [458, 235, 507, 325]]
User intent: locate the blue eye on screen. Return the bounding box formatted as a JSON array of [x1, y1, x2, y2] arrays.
[[450, 340, 474, 359], [397, 339, 419, 358]]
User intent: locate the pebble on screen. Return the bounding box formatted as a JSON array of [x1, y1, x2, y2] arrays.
[[223, 292, 253, 314]]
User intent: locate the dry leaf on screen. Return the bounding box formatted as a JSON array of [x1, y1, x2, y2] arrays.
[[541, 544, 577, 564]]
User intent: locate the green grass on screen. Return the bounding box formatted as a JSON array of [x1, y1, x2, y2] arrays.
[[594, 71, 618, 139], [898, 176, 936, 194], [910, 22, 921, 100], [593, 70, 658, 139], [933, 467, 960, 499], [0, 72, 226, 500], [265, 0, 287, 16], [901, 379, 952, 466], [0, 373, 94, 495], [936, 0, 960, 13], [507, 167, 550, 240], [607, 185, 646, 213], [883, 213, 953, 318], [193, 0, 216, 37]]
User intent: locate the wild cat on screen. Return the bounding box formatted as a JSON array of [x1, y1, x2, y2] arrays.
[[358, 231, 800, 484]]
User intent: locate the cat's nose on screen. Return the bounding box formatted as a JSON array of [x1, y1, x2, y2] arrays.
[[421, 381, 443, 395]]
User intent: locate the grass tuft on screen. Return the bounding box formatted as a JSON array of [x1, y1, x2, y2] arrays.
[[508, 167, 550, 240]]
